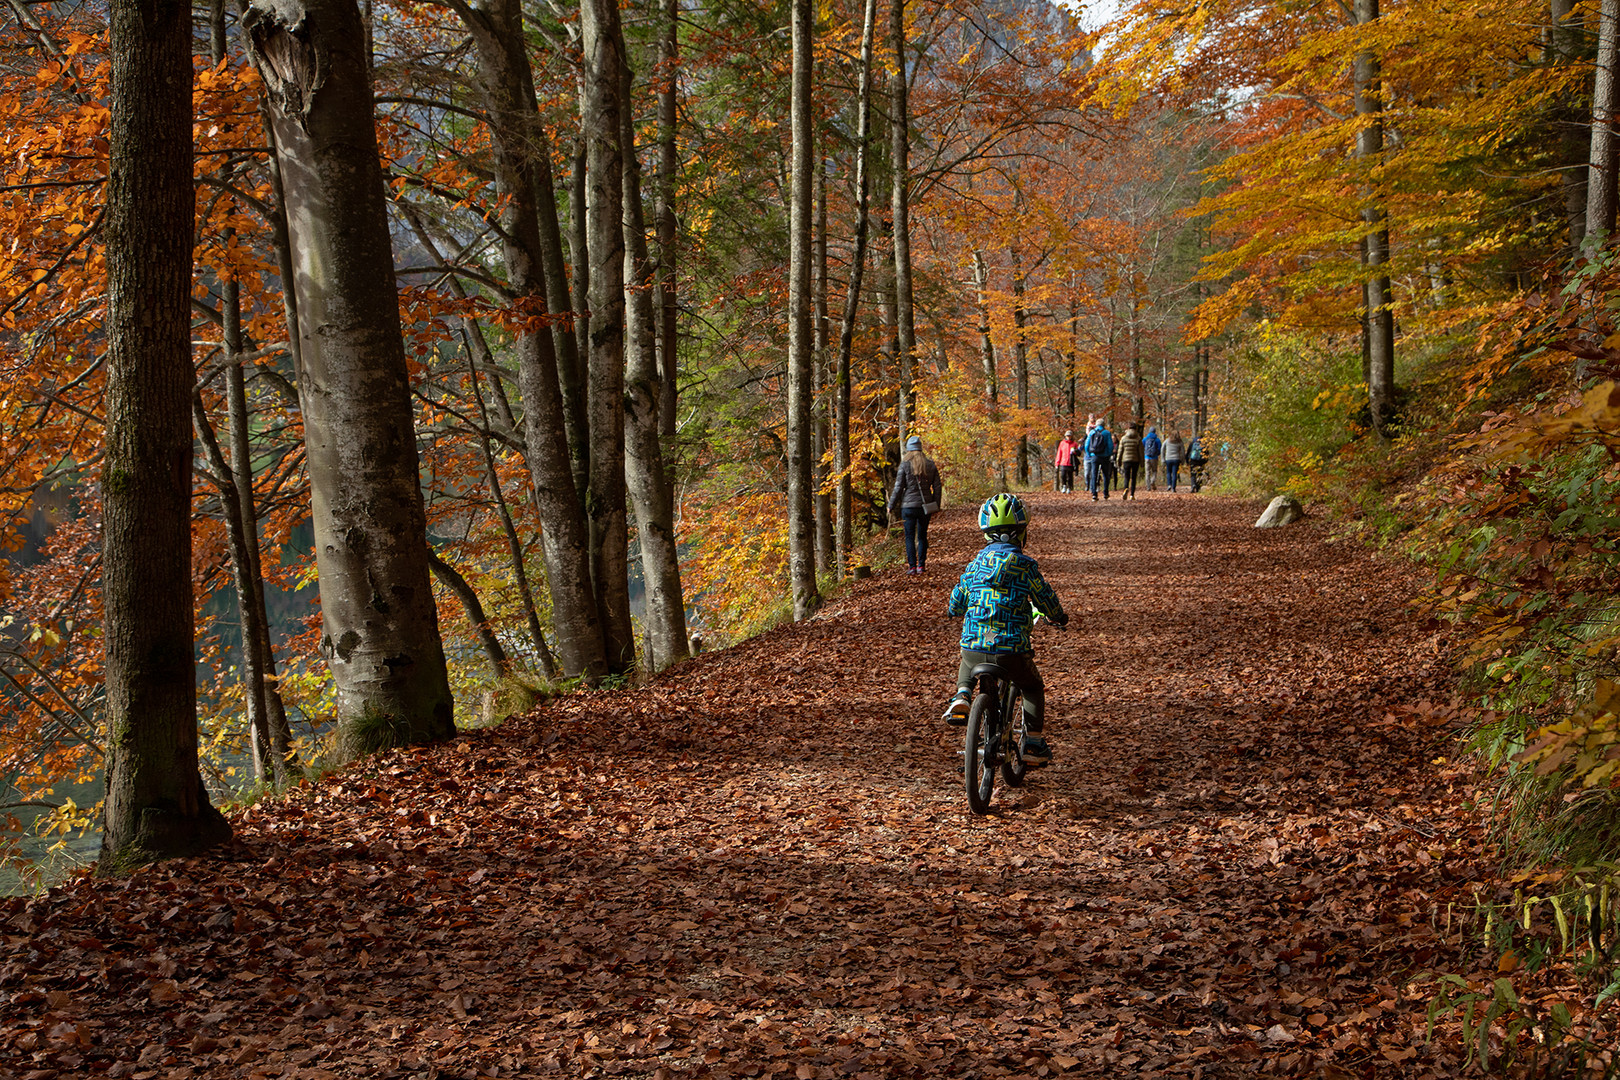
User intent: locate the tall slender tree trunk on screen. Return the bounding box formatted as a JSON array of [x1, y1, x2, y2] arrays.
[[468, 348, 558, 677], [656, 0, 681, 444], [448, 0, 607, 679], [973, 250, 997, 406], [1105, 320, 1118, 422], [890, 0, 917, 444], [204, 2, 294, 785], [245, 0, 455, 756], [568, 137, 593, 495], [581, 0, 638, 670], [101, 0, 231, 869], [1591, 0, 1620, 238], [222, 264, 294, 783], [836, 0, 879, 580], [787, 0, 820, 618], [1067, 295, 1079, 420], [530, 139, 588, 505], [1129, 306, 1145, 429], [1010, 247, 1029, 485], [1551, 0, 1589, 254], [1354, 0, 1396, 437], [813, 163, 834, 576], [619, 32, 690, 672]]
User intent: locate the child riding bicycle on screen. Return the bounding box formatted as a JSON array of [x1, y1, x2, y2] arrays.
[[941, 493, 1070, 765]]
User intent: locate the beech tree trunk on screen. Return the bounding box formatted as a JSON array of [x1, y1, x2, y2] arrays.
[[620, 32, 690, 672], [973, 250, 997, 406], [453, 0, 606, 680], [656, 0, 681, 445], [469, 341, 558, 677], [1011, 247, 1029, 484], [208, 261, 293, 785], [813, 163, 834, 576], [100, 0, 231, 869], [1067, 295, 1080, 420], [1354, 0, 1396, 437], [245, 0, 455, 757], [787, 0, 819, 619], [890, 0, 917, 444], [581, 0, 638, 669], [1551, 0, 1589, 253], [1590, 0, 1620, 238], [1129, 311, 1145, 429], [568, 137, 593, 496], [835, 0, 879, 580]]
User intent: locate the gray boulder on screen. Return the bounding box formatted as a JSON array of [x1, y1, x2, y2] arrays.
[[1255, 494, 1304, 528]]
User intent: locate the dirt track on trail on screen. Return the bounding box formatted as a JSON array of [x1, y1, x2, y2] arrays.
[[1, 492, 1489, 1079]]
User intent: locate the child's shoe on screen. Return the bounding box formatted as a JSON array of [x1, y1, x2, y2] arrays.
[[941, 690, 971, 726], [1020, 735, 1052, 766]]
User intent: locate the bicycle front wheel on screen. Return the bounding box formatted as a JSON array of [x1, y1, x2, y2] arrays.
[[964, 691, 997, 815]]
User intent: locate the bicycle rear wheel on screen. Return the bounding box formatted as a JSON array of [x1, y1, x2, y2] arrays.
[[964, 690, 997, 815], [1001, 684, 1027, 788]]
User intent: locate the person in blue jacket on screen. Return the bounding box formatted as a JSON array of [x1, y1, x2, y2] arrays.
[[1141, 425, 1163, 490], [939, 493, 1070, 765], [1085, 420, 1115, 500]]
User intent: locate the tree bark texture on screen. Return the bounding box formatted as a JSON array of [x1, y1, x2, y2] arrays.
[[620, 34, 690, 672], [244, 0, 455, 758], [221, 268, 293, 783], [1354, 0, 1396, 436], [835, 0, 878, 580], [1551, 0, 1589, 253], [890, 0, 917, 446], [454, 0, 607, 680], [207, 2, 293, 783], [100, 0, 231, 870], [973, 250, 997, 406], [787, 0, 819, 619], [813, 162, 834, 577], [1011, 248, 1029, 484], [581, 0, 638, 669], [569, 136, 592, 485], [656, 0, 681, 445], [1591, 0, 1620, 238], [1129, 315, 1145, 429]]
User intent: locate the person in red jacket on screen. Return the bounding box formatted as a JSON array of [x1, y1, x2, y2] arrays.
[[1053, 429, 1081, 493]]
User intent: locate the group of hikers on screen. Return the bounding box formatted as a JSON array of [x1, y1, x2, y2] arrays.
[[886, 419, 1210, 576], [1052, 417, 1205, 500]]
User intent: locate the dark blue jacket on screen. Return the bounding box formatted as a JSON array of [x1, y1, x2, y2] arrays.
[[1084, 427, 1114, 460]]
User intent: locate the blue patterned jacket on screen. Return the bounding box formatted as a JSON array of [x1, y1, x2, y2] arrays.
[[947, 542, 1067, 654]]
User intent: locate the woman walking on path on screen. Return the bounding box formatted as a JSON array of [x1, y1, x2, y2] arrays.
[[1053, 430, 1081, 493], [889, 435, 943, 574], [1162, 429, 1185, 492], [1141, 426, 1162, 490], [1115, 424, 1144, 500]]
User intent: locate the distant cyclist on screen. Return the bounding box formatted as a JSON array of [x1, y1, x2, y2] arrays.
[[940, 493, 1070, 765]]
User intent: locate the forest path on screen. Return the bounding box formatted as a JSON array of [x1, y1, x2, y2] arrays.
[[1, 492, 1488, 1079]]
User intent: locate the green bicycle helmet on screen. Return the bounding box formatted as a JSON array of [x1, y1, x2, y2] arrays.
[[978, 492, 1028, 545]]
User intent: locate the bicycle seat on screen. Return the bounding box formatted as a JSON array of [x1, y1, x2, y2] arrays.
[[969, 662, 1012, 682]]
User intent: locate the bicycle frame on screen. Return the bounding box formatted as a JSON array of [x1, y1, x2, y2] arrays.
[[964, 662, 1026, 813]]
